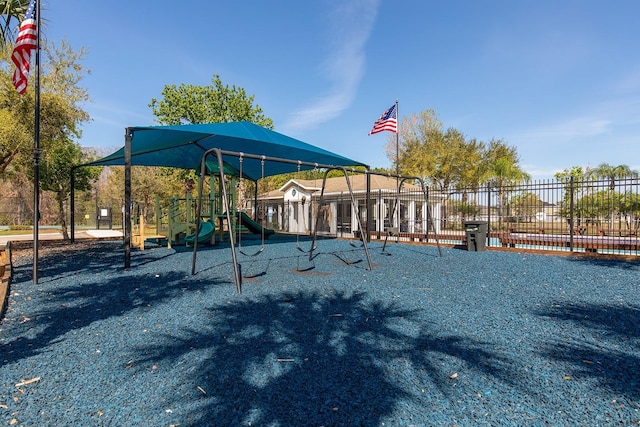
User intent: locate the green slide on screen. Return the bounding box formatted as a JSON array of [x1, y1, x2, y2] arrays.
[[185, 220, 215, 245], [237, 212, 275, 236]]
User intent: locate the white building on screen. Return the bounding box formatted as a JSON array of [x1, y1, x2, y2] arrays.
[[250, 174, 441, 238]]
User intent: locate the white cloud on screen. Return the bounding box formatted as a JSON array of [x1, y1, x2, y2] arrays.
[[281, 0, 380, 133]]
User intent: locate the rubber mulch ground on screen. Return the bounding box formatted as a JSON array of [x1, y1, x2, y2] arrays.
[[1, 237, 639, 426]]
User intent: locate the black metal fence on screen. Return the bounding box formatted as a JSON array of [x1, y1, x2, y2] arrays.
[[2, 176, 639, 257], [260, 176, 640, 257], [380, 176, 640, 256]]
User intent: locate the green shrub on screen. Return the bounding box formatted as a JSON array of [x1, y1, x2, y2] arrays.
[[8, 225, 32, 231]]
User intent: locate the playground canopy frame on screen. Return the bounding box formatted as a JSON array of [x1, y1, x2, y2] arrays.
[[82, 121, 366, 180], [72, 121, 441, 292], [72, 121, 368, 268]]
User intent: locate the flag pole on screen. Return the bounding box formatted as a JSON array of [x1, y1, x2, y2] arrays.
[[395, 98, 400, 238], [32, 0, 41, 284], [395, 99, 399, 177]]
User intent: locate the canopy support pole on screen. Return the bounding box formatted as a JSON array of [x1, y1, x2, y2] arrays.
[[124, 128, 132, 269], [70, 167, 76, 243]]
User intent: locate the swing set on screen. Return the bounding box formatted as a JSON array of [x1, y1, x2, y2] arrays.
[[190, 148, 442, 294], [236, 155, 267, 257]]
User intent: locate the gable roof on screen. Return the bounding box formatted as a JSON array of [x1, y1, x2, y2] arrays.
[[260, 174, 423, 199], [291, 174, 422, 193], [85, 121, 367, 181]]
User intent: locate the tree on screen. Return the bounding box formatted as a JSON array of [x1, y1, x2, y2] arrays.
[[620, 191, 640, 233], [390, 109, 473, 192], [508, 192, 544, 223], [484, 139, 530, 188], [483, 139, 529, 225], [388, 108, 527, 229], [1, 40, 90, 171], [456, 137, 487, 190], [587, 163, 638, 191], [388, 109, 442, 185], [554, 166, 586, 183], [554, 166, 587, 226], [100, 166, 186, 220], [148, 74, 276, 209], [40, 142, 100, 239], [1, 39, 94, 238], [0, 103, 30, 174], [389, 109, 524, 194], [149, 74, 273, 128], [1, 0, 29, 47]]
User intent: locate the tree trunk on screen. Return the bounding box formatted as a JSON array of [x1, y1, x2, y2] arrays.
[[56, 191, 69, 240]]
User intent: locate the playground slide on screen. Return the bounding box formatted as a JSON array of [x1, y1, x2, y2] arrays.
[[237, 212, 275, 236], [185, 221, 215, 245]]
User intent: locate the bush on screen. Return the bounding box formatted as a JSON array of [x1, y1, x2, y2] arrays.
[[8, 225, 32, 231]]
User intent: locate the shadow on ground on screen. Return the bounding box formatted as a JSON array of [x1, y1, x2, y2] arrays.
[[564, 256, 640, 270], [130, 290, 520, 425], [533, 302, 640, 401], [3, 243, 223, 366]]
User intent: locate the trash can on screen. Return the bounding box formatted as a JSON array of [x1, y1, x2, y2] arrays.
[[464, 221, 488, 252]]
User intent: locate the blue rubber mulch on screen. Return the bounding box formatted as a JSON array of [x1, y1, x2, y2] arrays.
[[1, 238, 639, 426]]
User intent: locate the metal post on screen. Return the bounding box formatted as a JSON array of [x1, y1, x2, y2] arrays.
[[487, 185, 491, 248], [70, 168, 75, 243], [192, 149, 242, 293], [124, 128, 132, 269], [569, 176, 574, 252], [395, 99, 400, 243], [32, 0, 41, 284], [366, 171, 371, 242]]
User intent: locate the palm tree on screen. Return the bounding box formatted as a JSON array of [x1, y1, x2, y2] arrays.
[[484, 140, 530, 227], [1, 0, 31, 47], [584, 163, 639, 231], [587, 163, 638, 191]]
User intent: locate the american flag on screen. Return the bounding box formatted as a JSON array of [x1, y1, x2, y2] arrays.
[[368, 103, 397, 135], [11, 0, 38, 94]]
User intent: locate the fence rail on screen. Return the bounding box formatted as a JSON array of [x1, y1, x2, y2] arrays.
[[2, 176, 639, 257], [421, 176, 640, 256], [257, 176, 640, 257]]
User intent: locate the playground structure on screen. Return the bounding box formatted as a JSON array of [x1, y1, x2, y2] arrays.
[[70, 122, 441, 294], [130, 175, 274, 250], [190, 149, 442, 294]]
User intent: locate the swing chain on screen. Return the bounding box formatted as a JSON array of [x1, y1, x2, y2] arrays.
[[260, 156, 265, 228]]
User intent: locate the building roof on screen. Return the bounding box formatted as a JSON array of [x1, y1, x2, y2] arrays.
[[260, 174, 422, 199]]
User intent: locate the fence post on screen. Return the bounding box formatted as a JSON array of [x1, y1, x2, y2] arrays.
[[569, 176, 574, 252], [366, 172, 371, 242], [377, 189, 382, 239], [487, 185, 492, 247], [70, 169, 75, 244]]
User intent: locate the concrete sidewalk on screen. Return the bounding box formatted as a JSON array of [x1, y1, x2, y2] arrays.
[[0, 229, 123, 246]]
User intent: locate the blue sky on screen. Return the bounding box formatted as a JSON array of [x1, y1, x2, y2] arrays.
[[44, 0, 640, 179]]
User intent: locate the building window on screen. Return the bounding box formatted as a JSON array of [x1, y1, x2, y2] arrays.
[[337, 201, 352, 234]]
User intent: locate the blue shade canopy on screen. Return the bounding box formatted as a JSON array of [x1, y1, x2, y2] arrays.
[[87, 121, 367, 180]]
